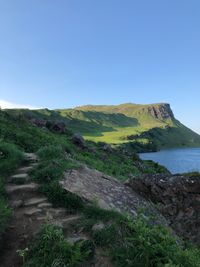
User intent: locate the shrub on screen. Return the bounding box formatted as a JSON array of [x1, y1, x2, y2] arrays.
[[90, 214, 200, 267], [0, 142, 24, 176], [37, 145, 64, 161]]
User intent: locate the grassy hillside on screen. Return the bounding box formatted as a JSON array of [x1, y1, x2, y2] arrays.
[[4, 102, 200, 150], [59, 103, 200, 149], [0, 109, 167, 179]]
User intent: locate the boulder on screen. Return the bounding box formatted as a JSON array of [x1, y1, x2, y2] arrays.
[[60, 166, 166, 223], [72, 133, 85, 148], [102, 144, 113, 153], [47, 121, 66, 133], [30, 118, 47, 128]]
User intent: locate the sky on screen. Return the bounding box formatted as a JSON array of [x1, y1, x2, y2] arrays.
[[0, 0, 200, 133]]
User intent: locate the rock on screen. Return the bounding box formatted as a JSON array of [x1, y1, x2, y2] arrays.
[[30, 118, 47, 128], [37, 202, 52, 208], [137, 103, 175, 120], [51, 122, 66, 133], [72, 133, 85, 148], [24, 153, 38, 162], [126, 174, 200, 245], [60, 166, 164, 221], [46, 121, 66, 133], [18, 166, 33, 173], [59, 215, 81, 229], [11, 200, 23, 208], [9, 173, 29, 184], [24, 208, 42, 216], [24, 197, 48, 207], [6, 183, 39, 194], [92, 222, 105, 232], [45, 208, 67, 219], [102, 144, 112, 153]]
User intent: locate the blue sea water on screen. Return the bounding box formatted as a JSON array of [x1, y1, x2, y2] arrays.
[[140, 148, 200, 174]]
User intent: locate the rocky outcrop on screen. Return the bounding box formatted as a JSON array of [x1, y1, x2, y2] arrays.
[[30, 118, 66, 133], [60, 166, 167, 224], [138, 104, 175, 120], [126, 174, 200, 245], [46, 121, 66, 133], [72, 133, 86, 148]]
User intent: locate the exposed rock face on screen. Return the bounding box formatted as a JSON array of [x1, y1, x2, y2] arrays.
[[30, 118, 46, 128], [30, 118, 66, 133], [60, 166, 167, 223], [126, 174, 200, 245], [46, 121, 66, 133], [72, 133, 85, 148], [139, 104, 175, 120]]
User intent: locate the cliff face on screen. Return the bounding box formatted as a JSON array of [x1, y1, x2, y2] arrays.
[[136, 103, 175, 121], [147, 104, 175, 120]]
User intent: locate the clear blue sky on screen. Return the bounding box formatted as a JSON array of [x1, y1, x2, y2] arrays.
[[0, 0, 200, 133]]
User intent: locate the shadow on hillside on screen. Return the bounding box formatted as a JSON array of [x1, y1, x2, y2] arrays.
[[5, 108, 139, 137]]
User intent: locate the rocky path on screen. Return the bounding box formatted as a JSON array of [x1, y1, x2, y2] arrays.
[[0, 153, 83, 267], [0, 153, 112, 267]]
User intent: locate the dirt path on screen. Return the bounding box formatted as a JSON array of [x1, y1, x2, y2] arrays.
[[0, 153, 82, 267]]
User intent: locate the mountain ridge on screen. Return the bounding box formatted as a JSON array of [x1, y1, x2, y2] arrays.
[[75, 102, 175, 121]]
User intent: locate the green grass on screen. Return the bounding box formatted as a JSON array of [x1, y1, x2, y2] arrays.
[[0, 142, 24, 242], [5, 103, 200, 150], [57, 103, 200, 149], [76, 210, 200, 267], [0, 141, 24, 176], [22, 224, 94, 267]]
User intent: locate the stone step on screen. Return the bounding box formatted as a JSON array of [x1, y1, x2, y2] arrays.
[[58, 215, 81, 229], [18, 166, 33, 173], [52, 215, 81, 229], [38, 202, 52, 209], [24, 153, 38, 162], [8, 173, 30, 184], [43, 208, 67, 219], [11, 200, 24, 208], [6, 183, 39, 194], [24, 197, 48, 207], [24, 207, 42, 216], [30, 162, 39, 168]]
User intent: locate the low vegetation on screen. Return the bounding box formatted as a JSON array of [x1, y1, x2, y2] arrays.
[[82, 211, 200, 267], [0, 142, 24, 241], [22, 224, 94, 267]]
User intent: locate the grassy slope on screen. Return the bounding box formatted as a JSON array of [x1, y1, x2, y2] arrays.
[[6, 102, 200, 149], [0, 110, 166, 180], [58, 103, 200, 148]]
